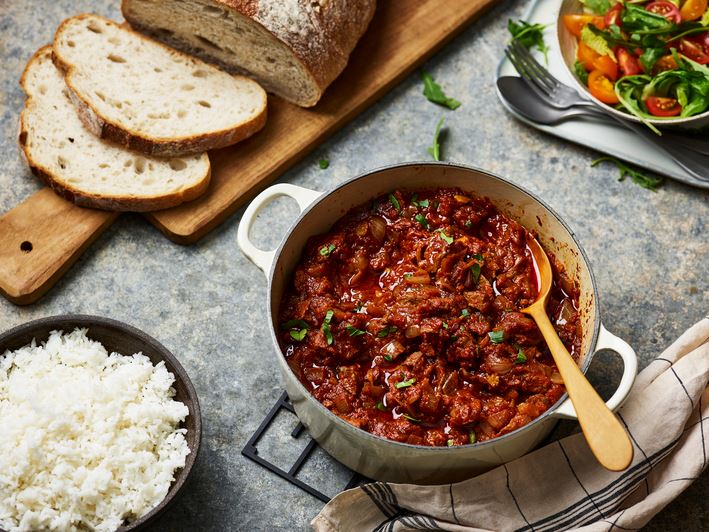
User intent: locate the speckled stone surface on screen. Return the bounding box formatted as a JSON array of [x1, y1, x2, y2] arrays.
[[1, 0, 707, 530]]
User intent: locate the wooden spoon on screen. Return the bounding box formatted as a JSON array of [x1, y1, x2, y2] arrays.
[[522, 235, 633, 471]]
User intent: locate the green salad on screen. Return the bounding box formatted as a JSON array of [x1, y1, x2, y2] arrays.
[[563, 0, 709, 130]]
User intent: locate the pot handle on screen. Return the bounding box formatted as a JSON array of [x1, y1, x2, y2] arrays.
[[551, 324, 637, 420], [237, 183, 322, 274]]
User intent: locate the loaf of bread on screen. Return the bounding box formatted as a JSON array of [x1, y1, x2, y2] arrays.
[[121, 0, 377, 107], [53, 14, 268, 157], [19, 47, 211, 212]]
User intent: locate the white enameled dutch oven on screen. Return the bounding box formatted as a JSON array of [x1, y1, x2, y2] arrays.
[[237, 162, 637, 484]]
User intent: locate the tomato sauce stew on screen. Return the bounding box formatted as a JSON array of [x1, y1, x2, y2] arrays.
[[278, 188, 582, 446]]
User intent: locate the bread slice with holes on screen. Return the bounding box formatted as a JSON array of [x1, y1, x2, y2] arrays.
[[20, 46, 211, 212], [121, 0, 376, 107], [52, 14, 267, 157]]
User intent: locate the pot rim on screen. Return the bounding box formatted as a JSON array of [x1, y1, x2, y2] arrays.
[[0, 314, 202, 530], [267, 161, 601, 452]]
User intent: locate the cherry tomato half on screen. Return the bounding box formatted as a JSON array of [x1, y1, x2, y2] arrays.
[[617, 47, 644, 76], [588, 70, 620, 104], [604, 4, 624, 27], [593, 54, 619, 80], [680, 0, 708, 21], [577, 41, 601, 70], [645, 96, 682, 117], [562, 14, 605, 36], [679, 38, 709, 64], [653, 54, 679, 74], [646, 1, 683, 23], [688, 32, 709, 53]]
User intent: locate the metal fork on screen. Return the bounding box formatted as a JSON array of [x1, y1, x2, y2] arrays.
[[504, 40, 709, 181], [506, 40, 599, 111]]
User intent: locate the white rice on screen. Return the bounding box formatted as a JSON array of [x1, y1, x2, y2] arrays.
[[0, 328, 190, 532]]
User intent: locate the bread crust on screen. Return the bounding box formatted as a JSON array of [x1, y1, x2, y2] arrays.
[[122, 0, 377, 107], [19, 46, 212, 212], [52, 14, 268, 157]]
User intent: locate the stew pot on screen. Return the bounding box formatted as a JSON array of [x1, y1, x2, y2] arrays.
[[237, 162, 637, 484]]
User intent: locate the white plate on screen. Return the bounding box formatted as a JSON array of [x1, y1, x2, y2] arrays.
[[496, 0, 709, 189]]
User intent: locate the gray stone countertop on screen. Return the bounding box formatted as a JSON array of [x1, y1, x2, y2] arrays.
[[1, 0, 707, 530]]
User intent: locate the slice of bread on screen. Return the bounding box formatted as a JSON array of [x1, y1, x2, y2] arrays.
[[53, 14, 268, 157], [122, 0, 376, 107], [19, 46, 211, 212]]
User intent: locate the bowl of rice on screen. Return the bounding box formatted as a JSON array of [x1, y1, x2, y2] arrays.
[[0, 315, 201, 532]]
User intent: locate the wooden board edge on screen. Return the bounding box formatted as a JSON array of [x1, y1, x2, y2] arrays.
[[0, 211, 119, 305]]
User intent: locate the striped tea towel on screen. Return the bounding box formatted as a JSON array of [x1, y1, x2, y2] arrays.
[[312, 317, 709, 532]]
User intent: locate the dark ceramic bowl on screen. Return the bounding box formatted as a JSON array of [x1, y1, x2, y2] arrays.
[[0, 315, 201, 531]]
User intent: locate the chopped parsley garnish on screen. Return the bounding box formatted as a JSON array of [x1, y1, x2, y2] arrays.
[[415, 214, 429, 229], [281, 319, 309, 342], [473, 253, 483, 261], [465, 220, 473, 228], [427, 117, 445, 161], [281, 319, 309, 330], [388, 193, 401, 212], [404, 273, 413, 280], [322, 310, 334, 346], [411, 194, 430, 208], [421, 70, 461, 110], [355, 301, 364, 312], [514, 344, 527, 364], [470, 263, 481, 284], [376, 401, 386, 411], [346, 325, 366, 337], [488, 330, 505, 344], [290, 329, 308, 341], [591, 157, 664, 191], [377, 325, 398, 338], [383, 355, 393, 362], [469, 432, 476, 444], [396, 377, 416, 389], [442, 322, 449, 330], [461, 309, 470, 317], [438, 230, 454, 245], [447, 439, 455, 447], [319, 243, 336, 256], [508, 19, 550, 64], [319, 157, 329, 169], [402, 413, 420, 422]]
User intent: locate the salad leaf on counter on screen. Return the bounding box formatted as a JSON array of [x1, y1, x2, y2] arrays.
[[421, 70, 461, 110], [427, 117, 445, 161], [591, 157, 665, 191], [508, 19, 550, 63], [319, 157, 329, 169]]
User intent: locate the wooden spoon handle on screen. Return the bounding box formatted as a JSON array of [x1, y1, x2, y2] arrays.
[[530, 306, 634, 471]]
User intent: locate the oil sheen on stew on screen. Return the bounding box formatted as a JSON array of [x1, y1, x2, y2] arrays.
[[278, 188, 582, 447]]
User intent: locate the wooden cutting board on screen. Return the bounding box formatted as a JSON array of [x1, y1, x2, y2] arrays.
[[0, 0, 496, 304]]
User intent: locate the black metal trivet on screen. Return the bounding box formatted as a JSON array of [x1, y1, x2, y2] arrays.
[[241, 391, 368, 503]]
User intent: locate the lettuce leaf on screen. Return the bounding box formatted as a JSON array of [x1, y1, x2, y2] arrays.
[[581, 25, 616, 61], [580, 0, 612, 15]]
